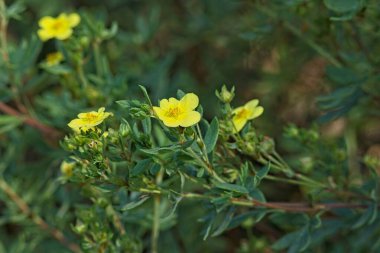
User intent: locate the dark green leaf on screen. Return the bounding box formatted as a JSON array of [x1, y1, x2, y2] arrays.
[[213, 180, 248, 194], [204, 118, 219, 153]]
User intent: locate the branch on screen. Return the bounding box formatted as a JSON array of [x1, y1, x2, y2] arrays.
[[0, 178, 82, 253], [0, 102, 61, 138], [138, 188, 378, 213], [246, 199, 375, 213]]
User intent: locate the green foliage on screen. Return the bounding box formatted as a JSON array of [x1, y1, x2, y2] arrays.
[[0, 0, 380, 252]]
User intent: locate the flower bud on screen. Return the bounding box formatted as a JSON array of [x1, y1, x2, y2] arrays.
[[260, 136, 275, 153], [119, 123, 130, 137], [79, 36, 90, 47], [196, 138, 204, 149], [216, 85, 235, 103], [60, 161, 75, 177], [73, 222, 87, 234]]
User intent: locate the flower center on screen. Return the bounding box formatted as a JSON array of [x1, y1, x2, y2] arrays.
[[82, 113, 99, 123], [236, 108, 249, 119], [165, 107, 181, 118], [52, 20, 65, 31]]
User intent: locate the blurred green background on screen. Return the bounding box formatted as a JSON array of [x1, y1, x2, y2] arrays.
[[1, 0, 380, 252]]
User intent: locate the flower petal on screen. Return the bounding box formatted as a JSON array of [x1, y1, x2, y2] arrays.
[[168, 97, 179, 106], [153, 106, 166, 119], [232, 106, 245, 115], [39, 16, 55, 28], [55, 28, 73, 40], [232, 116, 247, 133], [244, 99, 259, 110], [161, 116, 181, 127], [179, 93, 199, 111], [68, 118, 84, 129], [68, 13, 80, 27], [247, 106, 264, 120], [179, 111, 201, 127], [37, 29, 53, 41], [159, 99, 170, 109]]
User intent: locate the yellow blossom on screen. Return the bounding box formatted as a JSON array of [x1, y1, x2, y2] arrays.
[[60, 161, 75, 177], [153, 93, 201, 127], [45, 52, 64, 66], [68, 107, 113, 132], [232, 99, 263, 133], [38, 13, 80, 41]]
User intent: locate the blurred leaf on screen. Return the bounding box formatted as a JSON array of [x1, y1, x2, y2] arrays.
[[323, 0, 363, 13], [204, 117, 219, 153], [212, 180, 248, 194]]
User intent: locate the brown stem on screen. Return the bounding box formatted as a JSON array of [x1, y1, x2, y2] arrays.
[[140, 188, 379, 213], [0, 102, 60, 138], [234, 198, 377, 213], [0, 0, 9, 63], [0, 177, 82, 253]]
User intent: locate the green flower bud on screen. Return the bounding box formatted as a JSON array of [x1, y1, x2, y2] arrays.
[[60, 161, 75, 177], [196, 138, 204, 149], [79, 36, 90, 47], [216, 85, 235, 103], [73, 222, 87, 235], [119, 123, 130, 137], [260, 136, 275, 153]]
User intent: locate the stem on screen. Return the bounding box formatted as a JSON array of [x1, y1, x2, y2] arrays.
[[77, 61, 89, 89], [265, 175, 316, 187], [259, 153, 327, 188], [345, 124, 360, 184], [0, 177, 82, 253], [138, 188, 379, 213], [0, 102, 60, 137], [194, 124, 225, 183], [196, 124, 210, 164], [186, 148, 225, 183], [151, 166, 164, 253], [92, 41, 104, 77], [0, 0, 9, 63]]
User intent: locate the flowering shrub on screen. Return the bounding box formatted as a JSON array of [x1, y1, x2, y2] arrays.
[[0, 1, 379, 253]]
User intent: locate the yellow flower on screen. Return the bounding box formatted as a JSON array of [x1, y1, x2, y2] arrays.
[[68, 107, 113, 132], [60, 161, 75, 177], [45, 52, 64, 66], [153, 93, 201, 127], [38, 13, 80, 41], [232, 99, 263, 133]]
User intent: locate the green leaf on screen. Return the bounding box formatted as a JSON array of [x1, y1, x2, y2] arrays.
[[288, 226, 311, 253], [140, 140, 193, 155], [204, 118, 219, 153], [139, 85, 153, 107], [228, 210, 267, 229], [0, 115, 23, 134], [272, 231, 299, 250], [212, 180, 248, 194], [323, 0, 362, 13], [177, 89, 186, 99], [130, 159, 153, 176], [116, 100, 129, 108], [254, 163, 270, 187], [211, 207, 235, 237], [352, 202, 378, 229], [142, 118, 151, 134], [120, 196, 150, 211]]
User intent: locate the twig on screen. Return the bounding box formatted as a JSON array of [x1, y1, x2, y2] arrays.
[[151, 166, 165, 253], [0, 0, 9, 62], [233, 198, 377, 213], [138, 188, 379, 213], [0, 177, 82, 253], [0, 102, 60, 137]]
